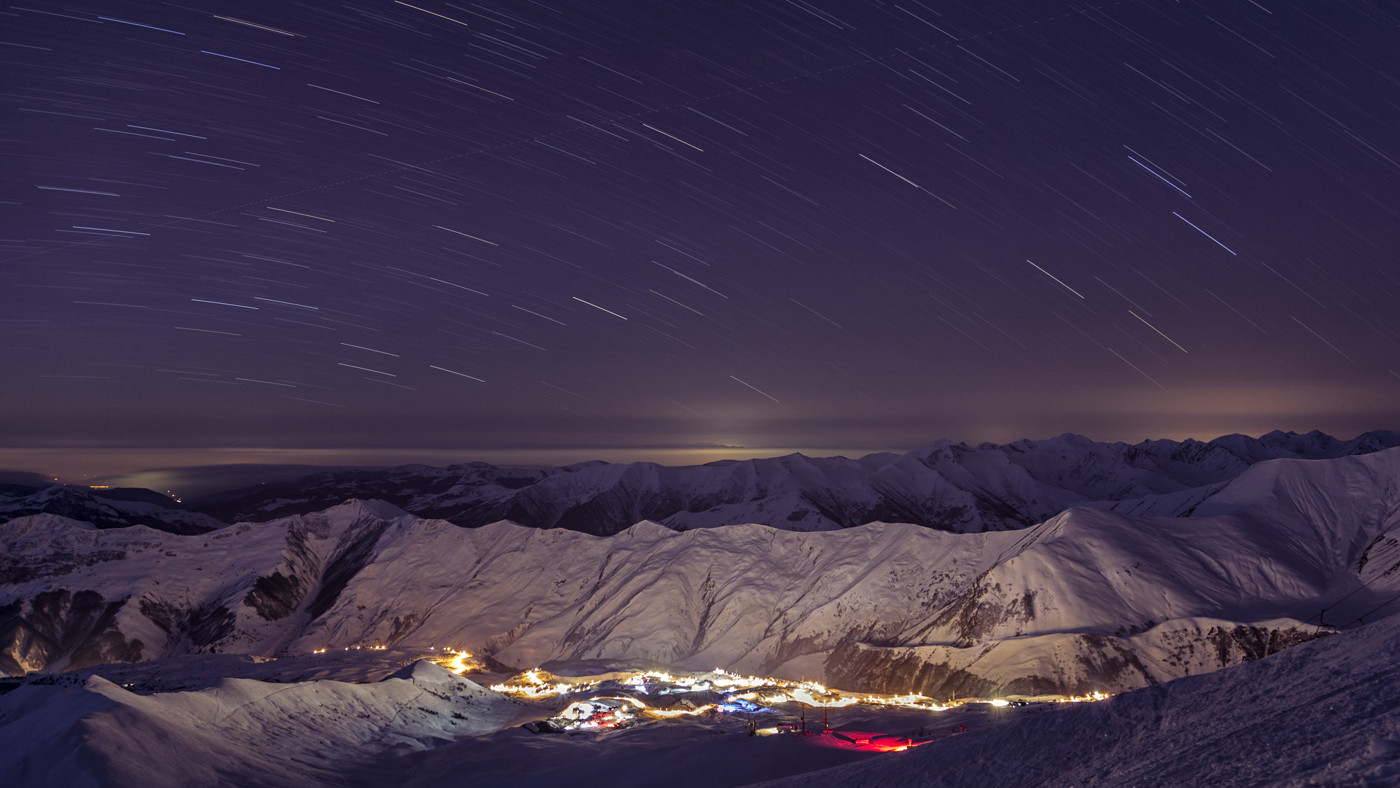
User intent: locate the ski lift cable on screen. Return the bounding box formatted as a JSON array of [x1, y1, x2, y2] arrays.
[[1311, 566, 1391, 627], [1348, 589, 1400, 627]]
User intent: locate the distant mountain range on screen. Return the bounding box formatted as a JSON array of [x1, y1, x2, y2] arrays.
[[4, 445, 1398, 699], [4, 430, 1398, 536], [0, 483, 224, 535]]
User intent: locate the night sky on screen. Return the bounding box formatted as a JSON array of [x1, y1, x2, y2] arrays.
[[4, 0, 1400, 487]]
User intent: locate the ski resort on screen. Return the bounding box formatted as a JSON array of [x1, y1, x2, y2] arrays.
[[3, 437, 1399, 785]]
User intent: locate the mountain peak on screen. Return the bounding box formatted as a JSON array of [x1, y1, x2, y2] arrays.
[[386, 658, 453, 683], [619, 519, 677, 540], [321, 498, 412, 523]]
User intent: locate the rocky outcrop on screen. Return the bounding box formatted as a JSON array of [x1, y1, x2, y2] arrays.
[[0, 590, 143, 675]]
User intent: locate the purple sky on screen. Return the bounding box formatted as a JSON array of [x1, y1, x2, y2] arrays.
[[4, 0, 1399, 485]]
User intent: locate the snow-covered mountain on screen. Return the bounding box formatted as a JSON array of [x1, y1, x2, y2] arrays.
[[0, 484, 222, 535], [178, 429, 1400, 535], [5, 430, 1394, 537], [5, 449, 1398, 700]]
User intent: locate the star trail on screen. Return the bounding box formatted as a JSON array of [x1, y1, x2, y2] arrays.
[[3, 0, 1399, 484]]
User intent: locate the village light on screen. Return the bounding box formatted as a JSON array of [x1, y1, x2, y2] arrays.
[[1061, 690, 1111, 703], [446, 650, 472, 674], [495, 665, 1114, 736]]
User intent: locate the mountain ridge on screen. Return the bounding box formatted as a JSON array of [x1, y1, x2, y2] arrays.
[[5, 448, 1398, 699], [6, 429, 1392, 537], [167, 428, 1400, 534]]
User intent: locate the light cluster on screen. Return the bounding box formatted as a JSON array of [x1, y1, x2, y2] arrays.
[[486, 665, 1107, 733]]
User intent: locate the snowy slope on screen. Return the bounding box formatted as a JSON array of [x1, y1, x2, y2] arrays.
[[758, 610, 1400, 788], [0, 499, 414, 674], [0, 660, 517, 788], [5, 449, 1399, 698], [829, 449, 1400, 696], [185, 429, 1400, 534]]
